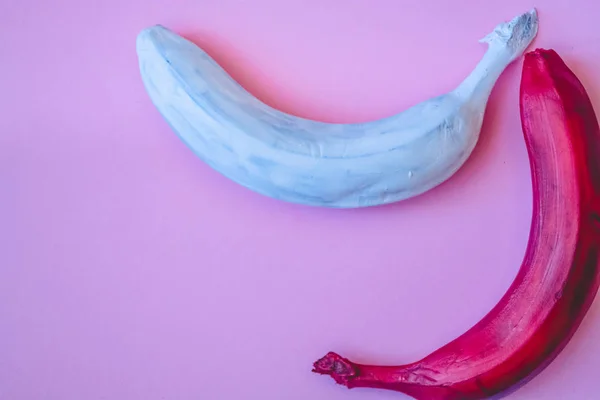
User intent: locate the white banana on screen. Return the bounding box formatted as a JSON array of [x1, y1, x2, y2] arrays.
[[136, 9, 538, 208]]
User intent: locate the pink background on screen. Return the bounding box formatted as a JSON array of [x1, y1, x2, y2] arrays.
[[2, 1, 600, 399]]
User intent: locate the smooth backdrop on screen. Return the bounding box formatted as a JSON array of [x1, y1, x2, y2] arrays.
[[2, 1, 600, 399]]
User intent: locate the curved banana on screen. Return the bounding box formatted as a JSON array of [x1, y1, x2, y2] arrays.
[[312, 49, 600, 399], [136, 10, 538, 208]]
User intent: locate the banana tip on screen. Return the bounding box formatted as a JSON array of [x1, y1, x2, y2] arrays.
[[136, 25, 181, 57], [524, 48, 563, 65]]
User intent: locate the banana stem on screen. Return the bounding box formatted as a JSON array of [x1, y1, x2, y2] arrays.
[[453, 9, 539, 101], [312, 352, 449, 399], [312, 352, 408, 389], [453, 46, 513, 102]]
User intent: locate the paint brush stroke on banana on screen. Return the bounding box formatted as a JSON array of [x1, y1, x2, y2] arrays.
[[136, 9, 538, 208]]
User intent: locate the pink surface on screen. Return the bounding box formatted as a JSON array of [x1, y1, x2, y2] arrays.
[[1, 1, 600, 399]]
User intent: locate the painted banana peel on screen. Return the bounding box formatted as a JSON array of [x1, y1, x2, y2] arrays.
[[137, 10, 538, 208], [313, 49, 600, 399]]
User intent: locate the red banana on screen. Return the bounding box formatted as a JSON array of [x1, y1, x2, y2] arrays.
[[312, 48, 600, 399]]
